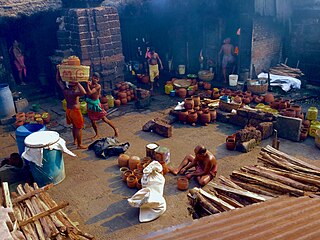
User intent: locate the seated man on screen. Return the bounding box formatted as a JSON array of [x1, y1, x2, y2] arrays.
[[169, 145, 217, 186]]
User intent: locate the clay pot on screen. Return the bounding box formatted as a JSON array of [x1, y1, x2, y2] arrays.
[[26, 111, 35, 120], [120, 167, 129, 179], [226, 135, 236, 150], [264, 93, 274, 103], [121, 98, 128, 105], [35, 118, 44, 125], [254, 96, 264, 104], [245, 91, 252, 97], [284, 108, 296, 117], [15, 120, 24, 128], [212, 91, 220, 100], [119, 92, 127, 99], [16, 112, 26, 121], [184, 98, 194, 110], [127, 175, 138, 188], [177, 177, 189, 191], [129, 156, 141, 170], [300, 128, 308, 141], [137, 163, 144, 171], [122, 170, 133, 182], [118, 154, 130, 167], [291, 104, 301, 117], [136, 179, 142, 189], [192, 95, 201, 107], [100, 96, 108, 104], [271, 100, 280, 109], [233, 95, 242, 104], [209, 109, 217, 122], [115, 83, 122, 89], [196, 110, 203, 119], [302, 120, 311, 128], [279, 100, 287, 110], [200, 112, 211, 126], [203, 82, 211, 90], [187, 110, 198, 126], [114, 99, 121, 107], [178, 110, 189, 124], [243, 96, 251, 104], [178, 88, 187, 98]]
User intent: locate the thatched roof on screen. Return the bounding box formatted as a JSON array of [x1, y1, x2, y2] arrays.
[[0, 0, 62, 19]]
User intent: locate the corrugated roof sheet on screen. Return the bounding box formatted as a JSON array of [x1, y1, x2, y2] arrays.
[[145, 196, 320, 240]]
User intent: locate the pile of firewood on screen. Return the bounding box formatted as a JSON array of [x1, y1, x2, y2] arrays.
[[269, 63, 304, 78], [188, 145, 320, 219], [1, 182, 94, 240]]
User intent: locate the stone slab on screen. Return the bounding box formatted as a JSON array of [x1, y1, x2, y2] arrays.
[[274, 115, 302, 142]]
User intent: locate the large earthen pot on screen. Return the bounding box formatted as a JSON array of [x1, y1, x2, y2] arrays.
[[178, 88, 187, 98], [178, 110, 189, 124], [184, 98, 194, 110], [129, 156, 141, 170], [200, 112, 211, 126], [264, 93, 274, 103], [118, 154, 130, 167], [187, 110, 198, 126], [209, 109, 217, 122], [192, 95, 201, 107]]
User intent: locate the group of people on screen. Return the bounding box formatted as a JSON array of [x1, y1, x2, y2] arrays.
[[56, 71, 119, 149]]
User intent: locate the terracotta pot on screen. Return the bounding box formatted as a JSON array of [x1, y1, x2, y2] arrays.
[[127, 96, 132, 102], [284, 108, 296, 117], [114, 99, 121, 107], [226, 138, 236, 150], [300, 128, 308, 141], [122, 170, 133, 182], [233, 95, 242, 104], [302, 120, 311, 128], [187, 110, 198, 126], [177, 177, 189, 191], [115, 83, 122, 89], [127, 175, 137, 188], [136, 179, 142, 189], [119, 92, 127, 99], [137, 163, 144, 171], [26, 111, 35, 120], [35, 118, 44, 125], [121, 98, 128, 105], [254, 96, 264, 104], [15, 120, 24, 128], [203, 82, 211, 90], [200, 112, 211, 126], [184, 98, 194, 110], [271, 100, 280, 109], [285, 100, 291, 108], [16, 112, 26, 121], [100, 96, 108, 104], [192, 95, 201, 107], [178, 110, 189, 124], [196, 110, 203, 119], [118, 154, 130, 167], [120, 84, 126, 91], [243, 96, 251, 104], [264, 93, 274, 103], [291, 104, 301, 117], [245, 91, 252, 97], [141, 157, 152, 165], [178, 88, 187, 98], [209, 109, 217, 122], [120, 167, 129, 179], [129, 156, 141, 170]]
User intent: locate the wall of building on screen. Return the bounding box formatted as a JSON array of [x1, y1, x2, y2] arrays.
[[251, 16, 283, 74]]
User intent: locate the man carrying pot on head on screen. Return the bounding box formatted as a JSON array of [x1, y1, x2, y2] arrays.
[[169, 145, 217, 186], [145, 46, 163, 91]]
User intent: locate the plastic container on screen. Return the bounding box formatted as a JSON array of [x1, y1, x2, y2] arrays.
[[106, 95, 115, 108], [80, 101, 87, 114], [229, 74, 238, 86], [165, 83, 173, 95], [170, 90, 176, 97], [24, 131, 65, 187], [62, 99, 67, 111], [178, 65, 186, 75], [309, 121, 320, 137], [16, 124, 46, 155], [0, 84, 16, 119], [306, 107, 318, 121]]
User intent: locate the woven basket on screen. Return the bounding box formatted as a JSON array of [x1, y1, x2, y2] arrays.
[[219, 100, 241, 112], [198, 70, 214, 81], [247, 79, 268, 94]]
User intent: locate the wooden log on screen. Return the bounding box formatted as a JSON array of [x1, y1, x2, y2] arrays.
[[230, 176, 281, 197], [2, 182, 12, 209], [232, 170, 304, 196], [242, 166, 318, 192], [12, 184, 53, 204], [263, 145, 320, 172], [189, 189, 220, 214], [208, 182, 270, 201], [214, 192, 244, 208], [258, 154, 296, 172], [213, 189, 254, 206], [195, 187, 235, 211], [10, 230, 26, 240], [16, 184, 46, 240], [19, 201, 69, 227], [219, 175, 243, 190]]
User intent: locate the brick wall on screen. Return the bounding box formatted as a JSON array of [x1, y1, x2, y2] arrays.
[[55, 6, 124, 90], [251, 17, 283, 74]]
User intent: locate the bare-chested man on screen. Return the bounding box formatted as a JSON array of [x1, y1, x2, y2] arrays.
[[56, 70, 87, 149], [86, 72, 119, 140], [169, 145, 217, 186], [219, 38, 235, 84], [145, 47, 163, 91]]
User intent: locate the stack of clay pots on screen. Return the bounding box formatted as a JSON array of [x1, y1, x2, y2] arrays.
[[14, 111, 51, 128], [114, 82, 136, 106]]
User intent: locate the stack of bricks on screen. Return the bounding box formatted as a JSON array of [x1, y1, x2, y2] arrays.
[[55, 6, 124, 90]]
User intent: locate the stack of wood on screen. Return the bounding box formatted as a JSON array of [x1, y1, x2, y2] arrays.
[[1, 182, 94, 240], [269, 63, 304, 78], [188, 145, 320, 219]]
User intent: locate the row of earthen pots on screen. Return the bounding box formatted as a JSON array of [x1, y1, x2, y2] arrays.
[[114, 82, 136, 106], [15, 112, 50, 128], [179, 108, 217, 126]]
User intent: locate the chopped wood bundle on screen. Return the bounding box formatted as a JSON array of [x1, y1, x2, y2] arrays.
[[269, 63, 304, 78], [4, 183, 95, 240], [188, 145, 320, 219]]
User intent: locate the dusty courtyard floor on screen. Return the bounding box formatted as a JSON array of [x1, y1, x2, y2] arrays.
[[1, 86, 320, 239]]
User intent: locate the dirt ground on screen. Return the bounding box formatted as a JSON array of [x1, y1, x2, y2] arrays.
[[1, 85, 320, 240]]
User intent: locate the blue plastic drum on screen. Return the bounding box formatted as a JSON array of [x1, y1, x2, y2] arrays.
[[16, 124, 46, 155], [24, 131, 65, 187]]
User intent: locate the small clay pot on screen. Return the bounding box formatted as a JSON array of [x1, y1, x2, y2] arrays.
[[119, 92, 127, 99], [271, 100, 280, 109], [177, 177, 189, 191], [264, 93, 274, 103], [127, 175, 137, 188], [188, 110, 198, 126], [302, 120, 311, 128], [243, 96, 251, 104], [118, 154, 130, 167], [121, 98, 128, 105], [15, 120, 24, 128], [300, 128, 308, 141], [226, 135, 236, 150], [120, 167, 129, 179], [114, 99, 121, 107], [279, 100, 287, 109], [284, 108, 296, 118], [291, 104, 302, 117], [100, 96, 108, 104], [122, 170, 133, 182]]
